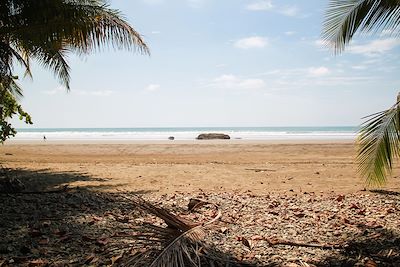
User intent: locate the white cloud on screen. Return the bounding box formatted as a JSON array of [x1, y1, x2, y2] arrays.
[[279, 6, 299, 17], [145, 84, 161, 92], [247, 1, 301, 17], [43, 88, 114, 96], [75, 90, 114, 96], [234, 36, 268, 49], [308, 67, 330, 76], [349, 38, 400, 55], [351, 65, 367, 70], [256, 67, 376, 90], [42, 86, 65, 95], [212, 74, 265, 90], [284, 31, 296, 36], [246, 0, 273, 11], [314, 39, 325, 47]]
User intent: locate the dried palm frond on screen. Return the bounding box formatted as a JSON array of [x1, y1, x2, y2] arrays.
[[124, 196, 254, 267]]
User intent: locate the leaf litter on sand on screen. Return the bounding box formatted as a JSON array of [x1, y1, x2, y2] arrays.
[[0, 189, 399, 266]]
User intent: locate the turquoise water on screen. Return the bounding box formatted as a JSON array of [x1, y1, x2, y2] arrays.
[[14, 126, 358, 141]]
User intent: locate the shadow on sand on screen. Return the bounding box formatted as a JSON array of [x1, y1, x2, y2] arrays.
[[323, 227, 400, 266], [0, 168, 399, 266], [370, 189, 400, 196], [0, 168, 256, 266]]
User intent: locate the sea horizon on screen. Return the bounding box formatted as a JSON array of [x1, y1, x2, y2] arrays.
[[13, 126, 359, 141]]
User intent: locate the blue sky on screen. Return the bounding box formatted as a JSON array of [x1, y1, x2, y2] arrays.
[[12, 0, 400, 128]]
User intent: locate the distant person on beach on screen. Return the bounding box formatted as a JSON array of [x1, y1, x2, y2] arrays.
[[43, 135, 46, 141]]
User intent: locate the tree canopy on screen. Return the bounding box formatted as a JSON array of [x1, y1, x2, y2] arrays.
[[0, 0, 148, 142]]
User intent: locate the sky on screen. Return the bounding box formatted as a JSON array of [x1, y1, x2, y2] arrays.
[[12, 0, 400, 128]]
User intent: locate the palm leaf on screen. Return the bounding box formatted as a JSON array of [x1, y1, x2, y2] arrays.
[[357, 96, 400, 186], [0, 43, 31, 78], [2, 0, 149, 55], [32, 45, 72, 90], [1, 0, 149, 90], [322, 0, 400, 53], [7, 77, 24, 99], [125, 196, 253, 267]]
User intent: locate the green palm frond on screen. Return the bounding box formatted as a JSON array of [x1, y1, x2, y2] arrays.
[[0, 0, 148, 142], [32, 45, 71, 90], [0, 43, 31, 78], [7, 76, 24, 98], [357, 97, 400, 186], [2, 0, 149, 55], [323, 0, 400, 53], [1, 0, 149, 90]]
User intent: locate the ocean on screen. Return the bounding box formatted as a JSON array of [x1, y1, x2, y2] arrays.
[[13, 127, 358, 141]]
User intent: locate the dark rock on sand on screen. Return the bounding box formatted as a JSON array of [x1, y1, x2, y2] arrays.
[[197, 133, 230, 140], [168, 136, 175, 140]]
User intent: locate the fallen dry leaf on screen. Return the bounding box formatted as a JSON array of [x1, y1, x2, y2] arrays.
[[365, 259, 377, 267], [96, 238, 109, 246], [336, 195, 345, 202], [188, 198, 208, 212], [28, 259, 47, 267], [111, 253, 123, 265], [220, 227, 228, 234], [83, 254, 95, 264], [240, 237, 253, 250], [38, 238, 49, 245], [29, 229, 42, 237]]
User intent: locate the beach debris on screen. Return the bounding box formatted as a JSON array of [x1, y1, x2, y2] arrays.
[[238, 237, 253, 250], [122, 195, 256, 266], [1, 189, 399, 266], [245, 168, 277, 172], [365, 259, 378, 267], [336, 195, 345, 202], [197, 133, 230, 140], [188, 198, 209, 212]]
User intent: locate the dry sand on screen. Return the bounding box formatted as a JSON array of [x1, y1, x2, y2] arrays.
[[1, 140, 400, 194], [1, 141, 400, 266]]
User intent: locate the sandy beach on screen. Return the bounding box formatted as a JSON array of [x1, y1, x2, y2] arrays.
[[2, 141, 400, 266], [2, 140, 400, 194]]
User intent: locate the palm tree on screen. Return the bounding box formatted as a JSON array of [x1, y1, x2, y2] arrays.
[[0, 0, 148, 192], [322, 0, 400, 186], [0, 0, 148, 89], [0, 0, 148, 142]]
